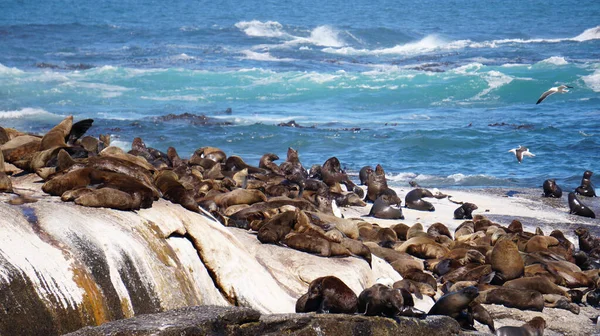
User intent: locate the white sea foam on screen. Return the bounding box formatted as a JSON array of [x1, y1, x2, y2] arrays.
[[240, 50, 295, 62], [291, 72, 340, 84], [572, 25, 600, 42], [170, 53, 196, 61], [0, 63, 24, 75], [538, 56, 569, 65], [473, 70, 514, 99], [235, 20, 287, 38], [141, 94, 206, 102], [453, 63, 484, 74], [60, 81, 131, 98], [0, 108, 59, 119], [582, 70, 600, 92], [286, 25, 346, 47]]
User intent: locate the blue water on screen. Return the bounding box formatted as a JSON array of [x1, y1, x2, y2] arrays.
[[1, 0, 599, 188]]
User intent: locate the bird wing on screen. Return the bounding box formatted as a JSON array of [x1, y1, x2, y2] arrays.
[[522, 151, 535, 157], [536, 89, 556, 104]]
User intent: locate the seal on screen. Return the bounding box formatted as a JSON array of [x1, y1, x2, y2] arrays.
[[524, 235, 559, 253], [568, 192, 596, 218], [428, 286, 479, 318], [357, 283, 404, 317], [279, 147, 309, 198], [320, 157, 358, 193], [259, 153, 284, 175], [542, 179, 563, 198], [295, 276, 358, 314], [396, 236, 449, 259], [503, 276, 568, 297], [427, 222, 452, 239], [405, 188, 435, 211], [0, 151, 13, 193], [393, 279, 435, 299], [154, 170, 199, 213], [366, 164, 388, 202], [359, 166, 373, 185], [283, 232, 351, 258], [495, 316, 546, 336], [368, 194, 404, 219], [454, 202, 478, 219], [476, 288, 544, 311], [490, 239, 524, 284], [575, 170, 596, 197], [574, 227, 600, 253]]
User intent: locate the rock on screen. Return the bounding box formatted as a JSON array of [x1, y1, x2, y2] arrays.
[[0, 174, 403, 335], [64, 305, 464, 336]]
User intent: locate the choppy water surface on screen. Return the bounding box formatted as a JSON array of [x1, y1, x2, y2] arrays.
[[1, 0, 599, 188]]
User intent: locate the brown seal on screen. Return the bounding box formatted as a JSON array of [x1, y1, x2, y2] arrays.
[[568, 192, 595, 218], [454, 202, 478, 219], [257, 211, 296, 244], [213, 188, 267, 208], [524, 235, 559, 253], [368, 194, 404, 219], [0, 151, 13, 193], [396, 236, 449, 259], [490, 239, 524, 284], [295, 276, 358, 314], [283, 232, 351, 258], [428, 286, 479, 318], [357, 283, 404, 317], [393, 279, 435, 299], [575, 170, 596, 197], [542, 179, 563, 198], [503, 276, 568, 297], [154, 170, 199, 212], [574, 227, 600, 253], [495, 316, 546, 336], [366, 164, 388, 202], [427, 222, 452, 239], [259, 153, 284, 175], [74, 187, 135, 210], [405, 188, 435, 211], [476, 288, 544, 311], [359, 166, 373, 185]]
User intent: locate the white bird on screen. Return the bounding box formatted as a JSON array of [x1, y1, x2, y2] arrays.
[[536, 84, 573, 104], [508, 145, 535, 163]]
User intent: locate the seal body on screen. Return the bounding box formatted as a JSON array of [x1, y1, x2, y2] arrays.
[[368, 195, 404, 219], [542, 179, 562, 198], [428, 286, 479, 318], [568, 192, 595, 218], [575, 170, 596, 197], [357, 284, 404, 317], [454, 202, 478, 219], [296, 276, 358, 314], [405, 188, 435, 211]]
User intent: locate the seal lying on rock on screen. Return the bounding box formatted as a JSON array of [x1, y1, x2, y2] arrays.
[[495, 316, 546, 336], [357, 283, 404, 317], [295, 276, 358, 314]]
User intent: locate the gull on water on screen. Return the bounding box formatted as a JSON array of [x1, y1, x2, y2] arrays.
[[508, 145, 535, 163], [536, 84, 573, 104]]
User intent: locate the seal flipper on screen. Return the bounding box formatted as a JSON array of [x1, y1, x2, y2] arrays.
[[67, 118, 94, 144]]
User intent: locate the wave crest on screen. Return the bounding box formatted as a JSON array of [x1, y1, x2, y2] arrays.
[[235, 20, 286, 38]]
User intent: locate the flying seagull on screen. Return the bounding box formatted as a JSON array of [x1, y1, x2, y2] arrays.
[[536, 85, 573, 104], [508, 145, 535, 163]]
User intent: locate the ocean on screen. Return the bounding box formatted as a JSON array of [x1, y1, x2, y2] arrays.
[[1, 0, 599, 189]]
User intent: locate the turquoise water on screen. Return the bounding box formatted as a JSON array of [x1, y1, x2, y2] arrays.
[[1, 0, 599, 188]]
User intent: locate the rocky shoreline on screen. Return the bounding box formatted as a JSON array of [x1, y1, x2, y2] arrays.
[[0, 118, 599, 335]]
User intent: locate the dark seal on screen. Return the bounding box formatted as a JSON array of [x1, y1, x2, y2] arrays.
[[295, 276, 358, 314], [542, 179, 562, 198], [568, 192, 595, 219], [405, 188, 435, 211], [453, 202, 478, 219], [575, 170, 596, 197]]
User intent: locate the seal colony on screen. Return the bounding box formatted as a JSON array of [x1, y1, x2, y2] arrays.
[[0, 116, 599, 334]]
